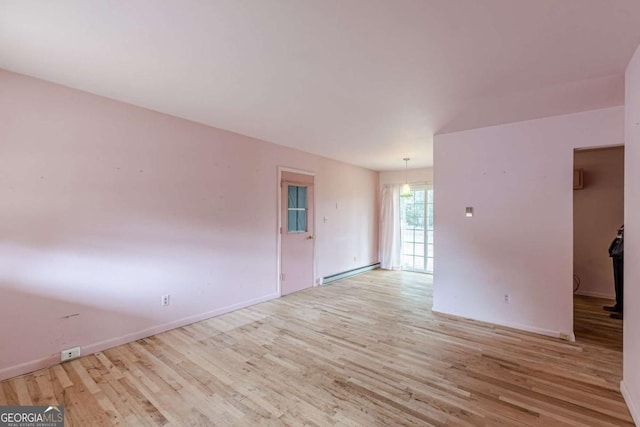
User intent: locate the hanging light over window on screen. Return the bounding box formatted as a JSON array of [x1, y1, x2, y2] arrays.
[[401, 157, 412, 197]]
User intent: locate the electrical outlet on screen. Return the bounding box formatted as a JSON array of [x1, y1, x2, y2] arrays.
[[60, 346, 81, 362], [503, 293, 510, 303], [161, 294, 170, 307]]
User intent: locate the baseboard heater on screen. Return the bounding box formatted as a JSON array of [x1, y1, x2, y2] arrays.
[[322, 263, 380, 285]]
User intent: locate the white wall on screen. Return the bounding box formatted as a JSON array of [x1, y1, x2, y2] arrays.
[[0, 69, 379, 380], [622, 43, 640, 425], [573, 147, 624, 299], [433, 107, 624, 340]]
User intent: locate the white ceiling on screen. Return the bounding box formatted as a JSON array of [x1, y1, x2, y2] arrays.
[[2, 1, 639, 170]]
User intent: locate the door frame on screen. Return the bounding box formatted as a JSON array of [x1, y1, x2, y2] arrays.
[[571, 145, 624, 345], [398, 181, 435, 275], [277, 166, 317, 297], [400, 183, 434, 274]]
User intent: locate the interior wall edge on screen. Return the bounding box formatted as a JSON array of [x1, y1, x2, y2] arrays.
[[621, 381, 640, 426]]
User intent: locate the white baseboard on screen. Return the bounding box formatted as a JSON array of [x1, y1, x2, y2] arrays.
[[575, 290, 615, 300], [621, 381, 640, 425], [432, 306, 575, 342], [0, 292, 279, 382], [0, 355, 60, 382]]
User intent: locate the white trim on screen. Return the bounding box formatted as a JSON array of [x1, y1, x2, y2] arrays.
[[0, 292, 279, 382], [277, 166, 317, 297], [0, 355, 58, 382], [432, 306, 575, 342], [575, 290, 616, 300], [621, 381, 640, 425]]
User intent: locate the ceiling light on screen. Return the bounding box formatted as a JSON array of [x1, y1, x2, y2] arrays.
[[401, 158, 412, 197]]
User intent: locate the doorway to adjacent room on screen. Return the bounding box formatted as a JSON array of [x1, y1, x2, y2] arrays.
[[573, 146, 624, 349]]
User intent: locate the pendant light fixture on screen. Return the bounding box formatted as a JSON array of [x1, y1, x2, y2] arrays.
[[401, 157, 412, 197]]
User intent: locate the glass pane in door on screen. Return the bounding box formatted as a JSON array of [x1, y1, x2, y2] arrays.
[[400, 186, 434, 274]]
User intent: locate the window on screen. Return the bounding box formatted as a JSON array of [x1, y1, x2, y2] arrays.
[[400, 186, 434, 273], [287, 185, 307, 232]]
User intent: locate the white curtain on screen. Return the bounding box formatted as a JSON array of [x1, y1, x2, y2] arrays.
[[379, 184, 402, 270]]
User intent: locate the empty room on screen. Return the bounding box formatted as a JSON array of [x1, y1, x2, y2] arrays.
[[1, 1, 640, 426]]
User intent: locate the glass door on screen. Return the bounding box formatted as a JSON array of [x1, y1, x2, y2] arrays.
[[400, 186, 434, 273]]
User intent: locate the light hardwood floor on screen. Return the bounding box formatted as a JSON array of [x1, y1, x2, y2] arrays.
[[0, 270, 632, 426]]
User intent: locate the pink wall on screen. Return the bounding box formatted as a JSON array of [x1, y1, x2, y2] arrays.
[[0, 69, 379, 380], [433, 107, 624, 339], [573, 147, 624, 299], [622, 43, 640, 425], [379, 168, 433, 186]]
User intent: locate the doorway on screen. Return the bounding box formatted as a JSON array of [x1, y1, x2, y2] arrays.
[[400, 185, 434, 273], [279, 169, 315, 296], [573, 146, 624, 349]]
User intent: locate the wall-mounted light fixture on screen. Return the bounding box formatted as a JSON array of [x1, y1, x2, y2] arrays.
[[401, 158, 412, 197]]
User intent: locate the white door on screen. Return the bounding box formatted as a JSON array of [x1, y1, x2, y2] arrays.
[[280, 171, 315, 295], [400, 186, 434, 273]]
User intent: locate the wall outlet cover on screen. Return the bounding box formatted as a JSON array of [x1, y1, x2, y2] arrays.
[[61, 346, 81, 362], [161, 294, 170, 306]]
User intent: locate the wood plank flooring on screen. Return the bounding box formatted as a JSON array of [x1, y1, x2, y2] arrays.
[[0, 270, 632, 426]]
